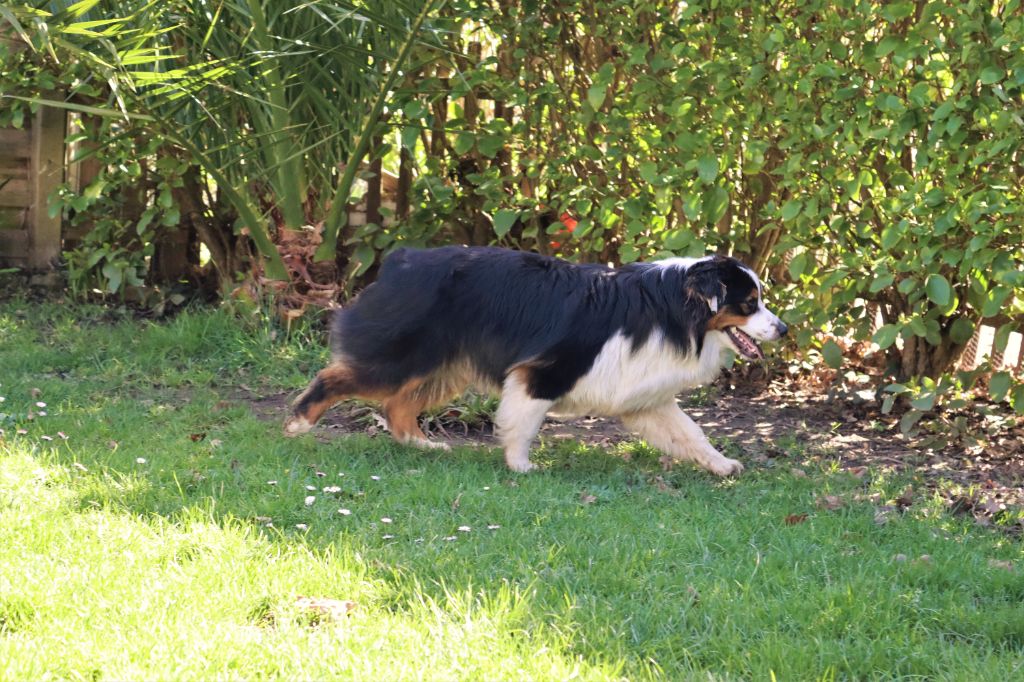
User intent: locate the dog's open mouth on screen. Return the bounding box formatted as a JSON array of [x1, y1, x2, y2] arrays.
[[725, 327, 764, 360]]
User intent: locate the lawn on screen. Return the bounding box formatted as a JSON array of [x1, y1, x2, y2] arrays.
[[0, 300, 1022, 680]]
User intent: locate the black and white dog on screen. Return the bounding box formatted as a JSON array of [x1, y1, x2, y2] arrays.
[[285, 246, 787, 475]]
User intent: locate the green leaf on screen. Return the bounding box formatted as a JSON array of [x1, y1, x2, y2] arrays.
[[492, 209, 520, 238], [900, 410, 925, 435], [587, 83, 608, 110], [949, 318, 975, 345], [704, 187, 729, 224], [453, 132, 475, 155], [400, 126, 419, 151], [990, 371, 1012, 402], [873, 324, 900, 349], [910, 392, 936, 411], [869, 273, 894, 293], [639, 162, 661, 185], [352, 244, 375, 277], [982, 287, 1011, 318], [821, 340, 843, 369], [780, 199, 803, 222], [788, 252, 808, 280], [477, 135, 504, 159], [925, 274, 951, 307], [697, 155, 718, 183], [1012, 385, 1024, 415], [102, 262, 123, 294], [980, 67, 1003, 85]]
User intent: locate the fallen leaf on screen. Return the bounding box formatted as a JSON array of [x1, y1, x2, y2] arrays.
[[988, 559, 1014, 572], [658, 454, 675, 471], [815, 494, 845, 511], [189, 432, 206, 442], [847, 466, 869, 480], [784, 513, 808, 525], [895, 486, 914, 510], [451, 493, 462, 512], [579, 492, 597, 505], [894, 553, 908, 562], [790, 467, 808, 478], [292, 596, 357, 625]]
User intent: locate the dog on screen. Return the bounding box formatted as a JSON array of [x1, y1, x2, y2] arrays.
[[284, 246, 787, 475]]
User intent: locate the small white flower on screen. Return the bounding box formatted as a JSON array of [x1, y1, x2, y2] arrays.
[[38, 411, 47, 417], [444, 536, 457, 541], [35, 401, 46, 408], [136, 457, 147, 464], [305, 485, 317, 491], [487, 525, 501, 530], [338, 508, 352, 516], [267, 480, 278, 486], [295, 524, 308, 531], [41, 435, 53, 441], [57, 432, 68, 440], [381, 517, 392, 524], [382, 534, 395, 540], [304, 495, 316, 506], [483, 486, 491, 491], [322, 485, 342, 493], [458, 525, 471, 533], [370, 475, 381, 481]]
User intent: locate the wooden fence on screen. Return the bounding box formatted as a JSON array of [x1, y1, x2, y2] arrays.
[[0, 104, 65, 270]]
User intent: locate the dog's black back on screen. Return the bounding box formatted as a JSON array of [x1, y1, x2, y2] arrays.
[[333, 246, 725, 398]]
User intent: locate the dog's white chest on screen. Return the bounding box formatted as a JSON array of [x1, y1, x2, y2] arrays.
[[552, 331, 725, 416]]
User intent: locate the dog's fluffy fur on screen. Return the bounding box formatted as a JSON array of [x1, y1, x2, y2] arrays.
[[284, 246, 787, 475]]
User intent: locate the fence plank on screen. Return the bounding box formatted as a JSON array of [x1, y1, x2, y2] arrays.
[[0, 129, 31, 157], [28, 104, 65, 269], [0, 229, 29, 261], [0, 178, 31, 207]]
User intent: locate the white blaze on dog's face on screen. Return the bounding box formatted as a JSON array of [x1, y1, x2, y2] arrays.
[[699, 261, 788, 359]]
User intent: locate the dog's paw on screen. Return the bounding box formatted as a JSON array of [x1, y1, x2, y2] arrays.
[[708, 457, 744, 477], [506, 459, 537, 474], [410, 438, 451, 452], [283, 416, 313, 437]]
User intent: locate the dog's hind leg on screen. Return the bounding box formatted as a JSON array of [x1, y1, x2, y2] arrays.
[[284, 363, 359, 436], [495, 368, 554, 473], [621, 402, 743, 476], [382, 378, 451, 451]]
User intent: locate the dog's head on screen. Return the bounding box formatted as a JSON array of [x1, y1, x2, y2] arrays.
[[682, 256, 788, 359]]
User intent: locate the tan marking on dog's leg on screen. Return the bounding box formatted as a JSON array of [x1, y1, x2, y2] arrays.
[[495, 368, 554, 473], [284, 363, 359, 436], [622, 402, 743, 476], [382, 379, 449, 451], [383, 374, 467, 451]]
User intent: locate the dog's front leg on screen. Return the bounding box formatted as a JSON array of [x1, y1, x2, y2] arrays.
[[622, 402, 743, 476], [495, 369, 554, 473]]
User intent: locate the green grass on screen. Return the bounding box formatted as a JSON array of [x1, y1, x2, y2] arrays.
[[0, 300, 1022, 680]]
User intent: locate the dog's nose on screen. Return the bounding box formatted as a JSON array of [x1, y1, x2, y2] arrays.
[[775, 320, 789, 337]]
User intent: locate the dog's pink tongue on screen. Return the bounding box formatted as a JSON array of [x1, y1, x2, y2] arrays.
[[727, 327, 764, 359]]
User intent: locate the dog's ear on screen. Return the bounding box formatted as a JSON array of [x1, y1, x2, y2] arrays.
[[685, 261, 726, 313]]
